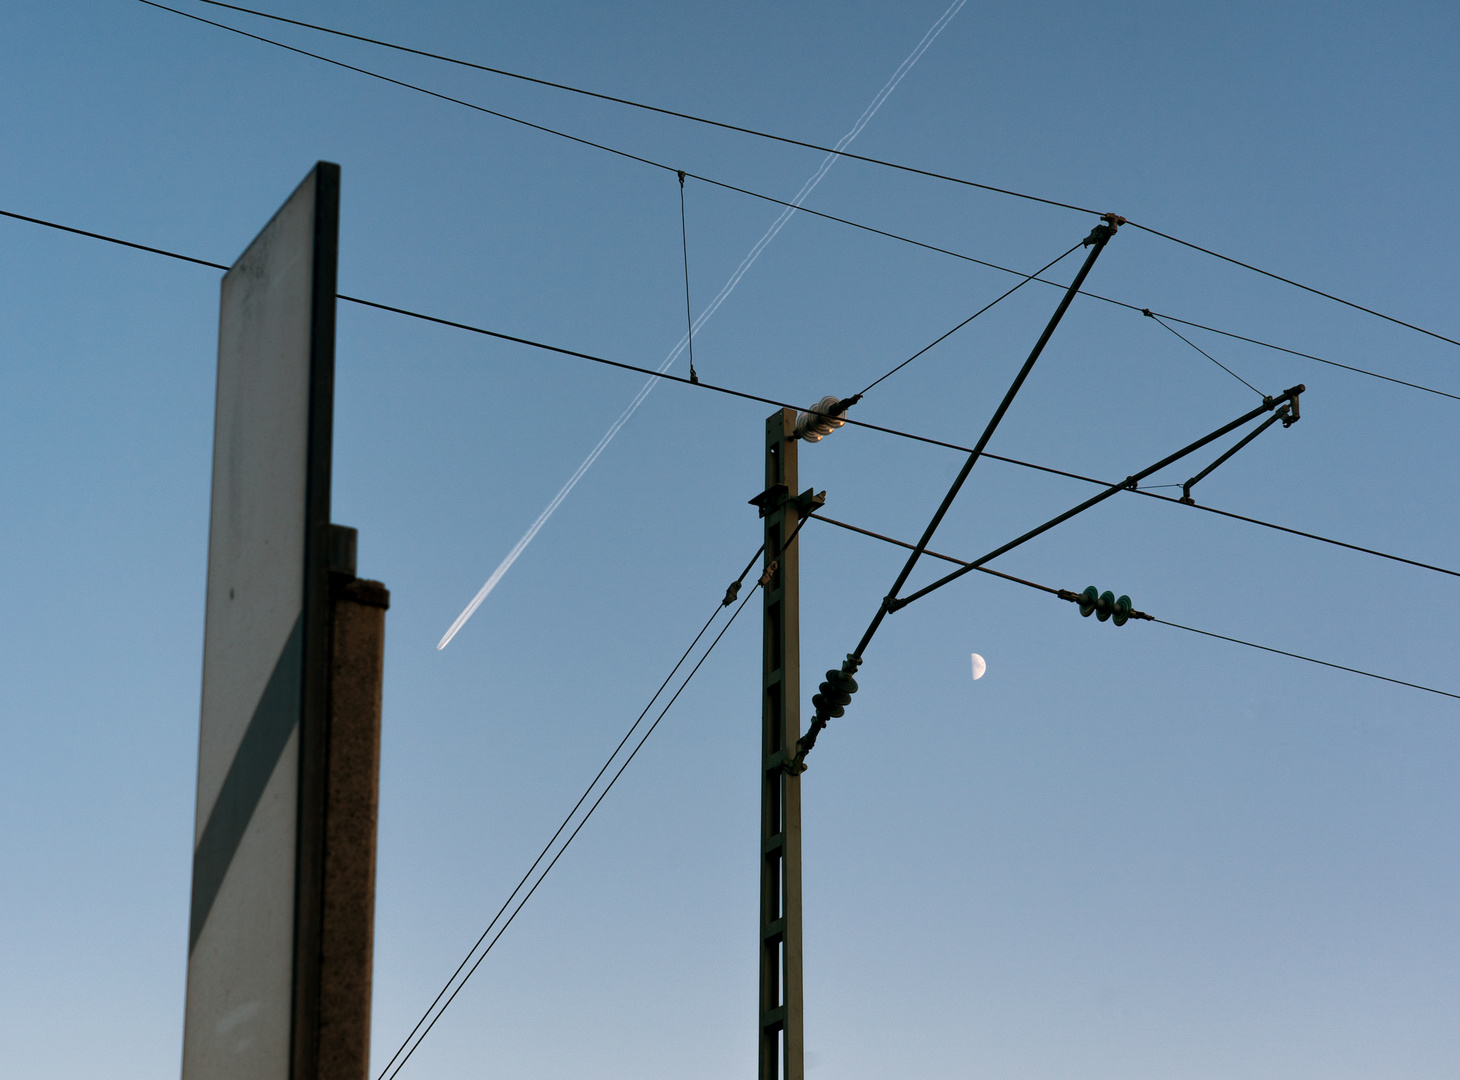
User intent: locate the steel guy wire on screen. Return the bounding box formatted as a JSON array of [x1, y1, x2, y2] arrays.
[[374, 548, 757, 1079], [2, 207, 1456, 582], [155, 0, 1460, 354], [380, 577, 763, 1080], [855, 241, 1083, 397], [809, 512, 1460, 701], [1146, 310, 1263, 397]]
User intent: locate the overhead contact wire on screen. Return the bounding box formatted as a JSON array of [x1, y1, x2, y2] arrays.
[[160, 0, 1460, 353], [8, 113, 1457, 406], [813, 513, 1460, 701], [3, 209, 1456, 582]]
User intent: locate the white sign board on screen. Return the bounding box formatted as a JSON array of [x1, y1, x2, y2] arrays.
[[183, 163, 339, 1080]]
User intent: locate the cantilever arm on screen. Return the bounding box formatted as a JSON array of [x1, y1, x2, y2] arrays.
[[1180, 402, 1291, 504], [887, 384, 1305, 613]]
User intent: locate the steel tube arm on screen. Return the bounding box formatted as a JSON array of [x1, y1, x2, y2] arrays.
[[887, 384, 1305, 611], [847, 215, 1123, 665], [1180, 405, 1288, 504]]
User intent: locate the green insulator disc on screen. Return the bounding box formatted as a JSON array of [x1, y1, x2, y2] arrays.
[[1080, 585, 1099, 617], [1097, 590, 1115, 622], [1113, 595, 1132, 626]]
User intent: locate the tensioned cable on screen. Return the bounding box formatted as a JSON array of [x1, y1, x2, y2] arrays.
[[134, 0, 687, 179], [9, 77, 1455, 412], [974, 450, 1460, 580], [0, 207, 230, 270], [1139, 309, 1460, 403], [856, 241, 1082, 396], [1127, 221, 1460, 351], [157, 0, 1460, 353], [373, 546, 757, 1079], [152, 0, 1096, 218], [381, 578, 762, 1080], [1153, 619, 1460, 701], [3, 206, 1455, 581], [811, 512, 1460, 701], [1147, 310, 1262, 397]]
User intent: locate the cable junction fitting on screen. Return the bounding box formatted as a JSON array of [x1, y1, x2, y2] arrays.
[[794, 393, 861, 442], [1083, 213, 1126, 247]]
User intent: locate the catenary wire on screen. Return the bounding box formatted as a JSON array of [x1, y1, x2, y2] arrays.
[[813, 513, 1460, 701], [3, 206, 1455, 581], [381, 579, 761, 1080], [372, 547, 757, 1079], [1147, 310, 1263, 396], [0, 207, 229, 270], [1127, 221, 1460, 351], [983, 451, 1460, 580], [856, 241, 1082, 396], [153, 0, 1098, 218], [6, 96, 1455, 411], [1140, 309, 1460, 402], [157, 0, 1460, 353], [1153, 619, 1460, 701], [134, 0, 683, 178]]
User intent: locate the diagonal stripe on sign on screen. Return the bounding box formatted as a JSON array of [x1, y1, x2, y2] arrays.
[[189, 614, 303, 953]]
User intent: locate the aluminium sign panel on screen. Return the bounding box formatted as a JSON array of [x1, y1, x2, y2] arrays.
[[182, 163, 338, 1080]]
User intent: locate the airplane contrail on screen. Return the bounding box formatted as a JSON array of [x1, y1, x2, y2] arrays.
[[438, 0, 968, 650]]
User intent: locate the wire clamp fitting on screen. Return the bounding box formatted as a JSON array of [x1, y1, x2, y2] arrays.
[[1084, 213, 1126, 247], [757, 560, 779, 589], [1282, 386, 1302, 426]]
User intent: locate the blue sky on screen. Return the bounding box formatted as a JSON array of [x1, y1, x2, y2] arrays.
[[3, 1, 1458, 1077]]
